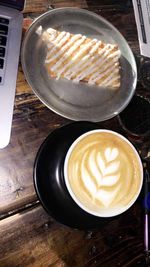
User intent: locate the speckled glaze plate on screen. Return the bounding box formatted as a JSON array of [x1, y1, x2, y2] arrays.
[[33, 121, 115, 229], [22, 8, 137, 122]]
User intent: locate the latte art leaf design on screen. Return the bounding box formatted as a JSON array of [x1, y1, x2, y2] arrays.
[[67, 132, 141, 214], [81, 146, 121, 207], [105, 147, 119, 161]]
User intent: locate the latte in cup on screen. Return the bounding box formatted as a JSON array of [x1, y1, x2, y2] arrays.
[[64, 130, 143, 217]]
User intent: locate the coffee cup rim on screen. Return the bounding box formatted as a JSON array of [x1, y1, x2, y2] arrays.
[[64, 129, 143, 218]]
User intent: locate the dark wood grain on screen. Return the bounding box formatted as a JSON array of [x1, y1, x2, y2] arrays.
[[23, 0, 49, 13], [0, 205, 144, 267], [0, 0, 144, 218], [0, 1, 150, 266]]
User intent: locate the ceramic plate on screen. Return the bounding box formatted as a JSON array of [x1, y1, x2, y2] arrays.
[[22, 8, 137, 122]]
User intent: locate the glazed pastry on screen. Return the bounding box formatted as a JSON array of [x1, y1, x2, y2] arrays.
[[38, 27, 121, 88]]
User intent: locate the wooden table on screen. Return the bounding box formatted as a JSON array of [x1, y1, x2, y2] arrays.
[[0, 1, 150, 266]]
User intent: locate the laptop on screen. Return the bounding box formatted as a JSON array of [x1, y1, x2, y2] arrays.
[[0, 0, 25, 149]]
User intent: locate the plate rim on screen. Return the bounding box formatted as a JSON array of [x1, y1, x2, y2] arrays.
[[21, 7, 137, 122]]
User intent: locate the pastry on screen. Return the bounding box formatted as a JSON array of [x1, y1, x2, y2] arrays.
[[37, 27, 121, 88]]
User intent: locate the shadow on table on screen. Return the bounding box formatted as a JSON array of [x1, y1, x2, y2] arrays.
[[48, 204, 144, 267]]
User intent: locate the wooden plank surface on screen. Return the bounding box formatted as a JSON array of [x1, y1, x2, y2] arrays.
[[0, 1, 150, 266], [23, 0, 49, 13], [1, 0, 150, 218], [0, 0, 141, 218], [0, 205, 145, 267]]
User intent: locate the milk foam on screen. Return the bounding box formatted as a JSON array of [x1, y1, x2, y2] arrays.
[[80, 147, 121, 207], [66, 131, 142, 215]]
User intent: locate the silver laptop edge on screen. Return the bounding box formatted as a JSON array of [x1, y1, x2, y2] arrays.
[[0, 6, 23, 148]]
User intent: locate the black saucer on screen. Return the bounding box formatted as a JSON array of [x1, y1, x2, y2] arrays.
[[34, 121, 112, 229]]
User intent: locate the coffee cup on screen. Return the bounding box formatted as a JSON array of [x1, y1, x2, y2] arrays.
[[64, 129, 143, 217]]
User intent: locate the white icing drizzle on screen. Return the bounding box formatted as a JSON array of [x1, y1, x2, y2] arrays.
[[46, 28, 57, 42], [90, 40, 102, 54], [103, 73, 120, 87], [89, 60, 117, 83], [81, 49, 120, 84], [65, 55, 89, 79], [46, 31, 66, 49], [42, 28, 121, 88], [46, 34, 82, 64], [51, 35, 86, 72], [59, 39, 101, 80], [65, 35, 85, 56], [108, 50, 121, 58], [65, 44, 111, 80], [47, 28, 57, 35], [65, 41, 102, 79], [89, 57, 119, 85], [72, 39, 97, 61], [89, 63, 119, 85], [52, 36, 94, 78], [101, 69, 119, 86], [46, 31, 69, 58], [72, 44, 114, 82], [57, 51, 88, 79], [53, 37, 95, 78]]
